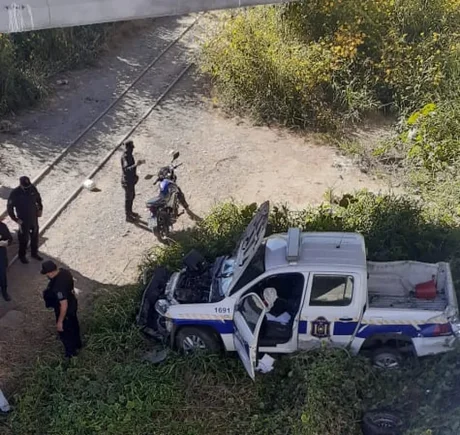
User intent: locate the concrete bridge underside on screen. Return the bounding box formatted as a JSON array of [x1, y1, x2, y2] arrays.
[[0, 0, 283, 33]]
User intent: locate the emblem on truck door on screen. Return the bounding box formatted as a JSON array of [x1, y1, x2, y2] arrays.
[[311, 317, 331, 338]]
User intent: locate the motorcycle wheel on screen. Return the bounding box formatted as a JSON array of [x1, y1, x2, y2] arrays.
[[157, 212, 170, 239]]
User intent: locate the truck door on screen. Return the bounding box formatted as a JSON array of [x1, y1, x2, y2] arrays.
[[298, 272, 363, 349], [233, 292, 268, 380]]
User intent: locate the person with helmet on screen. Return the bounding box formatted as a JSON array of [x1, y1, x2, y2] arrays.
[[7, 176, 43, 264], [157, 166, 189, 210], [121, 140, 145, 222]]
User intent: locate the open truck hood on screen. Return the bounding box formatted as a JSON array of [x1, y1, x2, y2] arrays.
[[226, 201, 269, 294]]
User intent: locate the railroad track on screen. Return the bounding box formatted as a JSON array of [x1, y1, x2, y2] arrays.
[[1, 14, 202, 266]]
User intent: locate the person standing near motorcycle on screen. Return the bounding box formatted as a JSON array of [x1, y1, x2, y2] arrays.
[[0, 220, 13, 301], [121, 140, 145, 222], [7, 176, 43, 264]]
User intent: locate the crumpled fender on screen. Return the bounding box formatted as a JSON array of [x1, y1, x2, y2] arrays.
[[137, 267, 171, 328]]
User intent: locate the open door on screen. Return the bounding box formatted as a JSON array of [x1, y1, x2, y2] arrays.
[[233, 292, 268, 380]]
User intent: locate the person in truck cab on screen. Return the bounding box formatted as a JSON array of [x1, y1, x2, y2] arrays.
[[263, 287, 291, 325]]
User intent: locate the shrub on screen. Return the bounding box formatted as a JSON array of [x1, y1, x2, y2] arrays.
[[390, 101, 460, 171], [143, 192, 460, 274], [0, 24, 115, 115], [200, 0, 460, 129]]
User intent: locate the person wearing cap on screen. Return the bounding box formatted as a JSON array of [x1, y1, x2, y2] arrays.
[[7, 176, 43, 264], [121, 140, 145, 222], [0, 221, 13, 301], [41, 260, 82, 358]]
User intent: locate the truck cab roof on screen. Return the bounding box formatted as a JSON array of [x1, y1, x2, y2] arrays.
[[264, 231, 367, 272]]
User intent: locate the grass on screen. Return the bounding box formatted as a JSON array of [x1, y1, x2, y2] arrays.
[[6, 195, 460, 435], [0, 22, 128, 115]]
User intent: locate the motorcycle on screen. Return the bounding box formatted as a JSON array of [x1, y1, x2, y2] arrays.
[[146, 151, 186, 238]]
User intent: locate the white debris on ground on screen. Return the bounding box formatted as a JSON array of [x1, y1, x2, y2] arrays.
[[256, 354, 276, 374]]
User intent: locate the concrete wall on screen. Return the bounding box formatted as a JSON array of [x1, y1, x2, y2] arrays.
[[0, 0, 284, 33]]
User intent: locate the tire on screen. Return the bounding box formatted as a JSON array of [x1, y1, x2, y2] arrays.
[[371, 347, 402, 369], [175, 327, 221, 354], [153, 213, 168, 240], [361, 410, 404, 435], [159, 211, 171, 237]]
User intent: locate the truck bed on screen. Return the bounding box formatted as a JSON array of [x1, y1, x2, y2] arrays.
[[367, 261, 452, 311]]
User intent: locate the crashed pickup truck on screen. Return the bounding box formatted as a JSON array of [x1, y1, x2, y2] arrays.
[[138, 201, 460, 379]]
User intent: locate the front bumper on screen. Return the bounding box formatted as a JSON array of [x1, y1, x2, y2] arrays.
[[137, 267, 171, 338]]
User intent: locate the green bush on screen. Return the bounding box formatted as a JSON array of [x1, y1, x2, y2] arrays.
[[9, 194, 460, 435], [390, 101, 460, 171], [200, 0, 460, 129], [143, 192, 460, 273], [0, 24, 115, 115]]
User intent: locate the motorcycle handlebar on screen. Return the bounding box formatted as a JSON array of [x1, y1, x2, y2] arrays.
[[153, 162, 182, 184]]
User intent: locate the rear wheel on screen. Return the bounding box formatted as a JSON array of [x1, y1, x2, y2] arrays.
[[153, 213, 169, 240], [372, 347, 402, 369], [361, 410, 404, 435], [175, 327, 221, 353]]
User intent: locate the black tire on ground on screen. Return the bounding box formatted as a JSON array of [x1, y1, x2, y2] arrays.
[[175, 327, 221, 353], [152, 226, 163, 241], [158, 213, 170, 237], [361, 410, 404, 435], [371, 347, 403, 369]]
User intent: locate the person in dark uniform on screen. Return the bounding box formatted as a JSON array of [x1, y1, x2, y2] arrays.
[[7, 176, 43, 264], [0, 221, 13, 301], [41, 261, 82, 358], [121, 140, 145, 222]]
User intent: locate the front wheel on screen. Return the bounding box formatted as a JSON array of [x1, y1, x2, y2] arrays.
[[175, 327, 221, 354], [361, 410, 404, 435]]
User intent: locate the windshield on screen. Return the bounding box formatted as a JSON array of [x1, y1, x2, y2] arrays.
[[219, 242, 265, 296]]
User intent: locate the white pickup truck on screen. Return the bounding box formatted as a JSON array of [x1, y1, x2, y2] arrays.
[[138, 201, 460, 379]]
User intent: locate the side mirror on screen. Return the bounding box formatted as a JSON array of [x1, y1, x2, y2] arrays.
[[172, 151, 180, 161]]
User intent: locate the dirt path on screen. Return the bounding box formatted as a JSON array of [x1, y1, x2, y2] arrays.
[[0, 13, 396, 388]]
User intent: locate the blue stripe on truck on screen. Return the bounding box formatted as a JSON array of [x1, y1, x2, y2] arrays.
[[173, 319, 453, 338], [173, 318, 234, 334]]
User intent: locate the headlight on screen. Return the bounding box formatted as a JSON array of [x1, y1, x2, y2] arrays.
[[155, 299, 170, 316], [446, 308, 460, 337], [451, 319, 460, 337]]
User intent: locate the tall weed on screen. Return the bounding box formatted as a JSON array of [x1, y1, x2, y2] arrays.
[[200, 0, 460, 129]]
